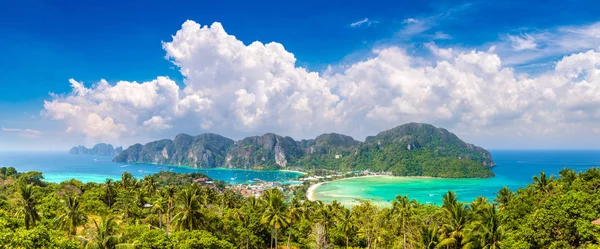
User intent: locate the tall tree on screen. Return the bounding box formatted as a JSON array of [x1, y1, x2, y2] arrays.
[[418, 224, 439, 249], [473, 205, 504, 249], [532, 171, 555, 193], [337, 208, 355, 249], [164, 185, 177, 234], [142, 175, 158, 197], [261, 189, 289, 249], [392, 195, 417, 249], [438, 202, 472, 249], [172, 186, 203, 231], [152, 196, 166, 229], [103, 179, 117, 208], [17, 183, 41, 229], [494, 187, 513, 208], [54, 195, 88, 236], [85, 216, 120, 249]]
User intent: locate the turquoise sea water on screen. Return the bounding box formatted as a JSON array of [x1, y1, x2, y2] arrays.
[[313, 150, 600, 206], [0, 152, 303, 184]]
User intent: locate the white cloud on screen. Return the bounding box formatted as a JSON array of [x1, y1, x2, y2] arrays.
[[43, 20, 600, 148], [433, 31, 452, 40], [403, 18, 418, 24], [2, 127, 42, 138], [425, 42, 454, 59], [350, 18, 378, 28], [495, 21, 600, 67], [142, 116, 173, 131], [508, 34, 537, 51]]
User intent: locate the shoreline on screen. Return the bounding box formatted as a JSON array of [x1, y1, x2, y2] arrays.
[[279, 169, 307, 175]]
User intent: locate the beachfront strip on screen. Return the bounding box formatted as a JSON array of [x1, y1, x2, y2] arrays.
[[219, 169, 393, 200]]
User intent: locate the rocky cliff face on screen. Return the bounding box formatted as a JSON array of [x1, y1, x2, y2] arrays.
[[69, 143, 122, 156], [113, 134, 233, 167], [113, 123, 496, 178], [225, 133, 302, 169]]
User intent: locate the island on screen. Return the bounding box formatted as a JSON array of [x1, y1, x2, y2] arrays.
[[114, 123, 495, 178], [69, 143, 123, 156]]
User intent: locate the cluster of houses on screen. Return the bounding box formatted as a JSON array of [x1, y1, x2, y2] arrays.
[[226, 179, 297, 198]]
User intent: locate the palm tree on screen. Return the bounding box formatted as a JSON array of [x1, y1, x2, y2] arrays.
[[54, 195, 88, 236], [261, 189, 289, 249], [17, 183, 40, 229], [494, 187, 513, 207], [172, 186, 203, 231], [152, 196, 166, 229], [470, 196, 489, 215], [392, 195, 417, 249], [142, 175, 158, 197], [337, 208, 355, 249], [234, 209, 252, 249], [473, 205, 504, 249], [419, 224, 439, 249], [559, 168, 577, 186], [286, 197, 304, 249], [164, 185, 176, 234], [85, 216, 120, 249], [103, 179, 117, 208], [438, 202, 472, 249], [442, 191, 458, 210], [532, 171, 555, 193], [120, 172, 133, 190]]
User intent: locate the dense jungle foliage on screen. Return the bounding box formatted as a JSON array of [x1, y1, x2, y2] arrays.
[[0, 166, 598, 248]]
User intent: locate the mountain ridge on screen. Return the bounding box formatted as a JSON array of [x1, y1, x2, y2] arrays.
[[113, 123, 496, 178]]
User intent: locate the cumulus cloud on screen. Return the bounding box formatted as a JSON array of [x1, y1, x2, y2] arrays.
[[43, 20, 600, 147], [2, 127, 42, 138]]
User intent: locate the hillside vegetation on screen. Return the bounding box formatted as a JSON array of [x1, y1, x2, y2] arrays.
[[115, 123, 495, 178]]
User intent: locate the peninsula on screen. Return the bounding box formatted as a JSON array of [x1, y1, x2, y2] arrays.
[[114, 123, 495, 178]]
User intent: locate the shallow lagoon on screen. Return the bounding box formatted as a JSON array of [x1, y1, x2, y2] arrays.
[[312, 150, 600, 205]]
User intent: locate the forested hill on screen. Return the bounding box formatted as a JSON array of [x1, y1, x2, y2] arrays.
[[114, 123, 495, 178], [69, 143, 123, 156]]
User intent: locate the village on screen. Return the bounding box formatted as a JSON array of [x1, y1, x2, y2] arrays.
[[192, 169, 394, 198]]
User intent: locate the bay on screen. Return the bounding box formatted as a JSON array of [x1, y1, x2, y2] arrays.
[[312, 150, 600, 206], [0, 151, 304, 184]]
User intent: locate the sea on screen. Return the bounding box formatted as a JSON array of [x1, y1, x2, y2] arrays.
[[312, 150, 600, 206], [1, 150, 599, 206], [0, 151, 304, 184]]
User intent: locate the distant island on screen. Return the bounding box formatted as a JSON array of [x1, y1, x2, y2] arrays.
[[69, 143, 123, 156], [114, 123, 496, 178]]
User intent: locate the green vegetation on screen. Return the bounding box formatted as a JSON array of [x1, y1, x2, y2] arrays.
[[0, 166, 599, 248], [115, 123, 496, 178]]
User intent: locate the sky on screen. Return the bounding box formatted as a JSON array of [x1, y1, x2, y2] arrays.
[[1, 0, 600, 150]]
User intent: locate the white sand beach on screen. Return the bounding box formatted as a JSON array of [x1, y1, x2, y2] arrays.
[[279, 169, 307, 175]]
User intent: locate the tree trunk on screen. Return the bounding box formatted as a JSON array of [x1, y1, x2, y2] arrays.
[[288, 231, 291, 249], [270, 229, 273, 249], [159, 210, 162, 229], [275, 228, 278, 249], [346, 232, 349, 249], [403, 218, 406, 249]]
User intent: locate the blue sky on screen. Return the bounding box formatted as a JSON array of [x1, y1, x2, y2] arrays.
[[2, 0, 600, 150]]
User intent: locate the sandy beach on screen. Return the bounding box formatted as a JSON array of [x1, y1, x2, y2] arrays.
[[306, 181, 326, 201], [279, 169, 307, 175]]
